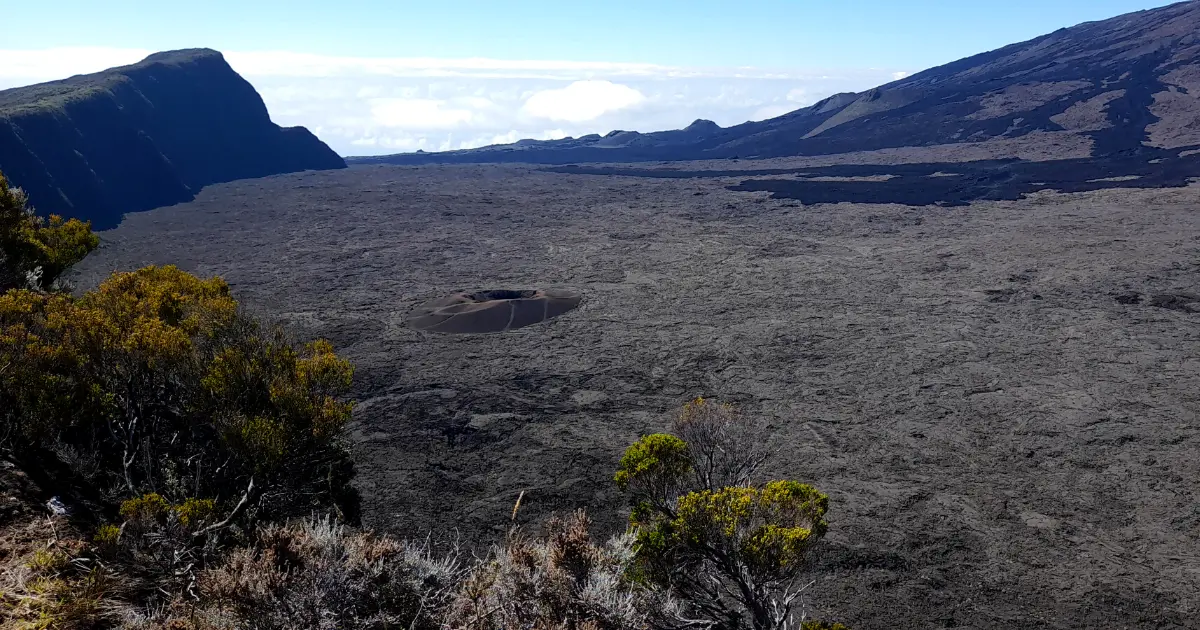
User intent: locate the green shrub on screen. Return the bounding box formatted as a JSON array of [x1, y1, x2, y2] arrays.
[[93, 524, 121, 546], [0, 264, 358, 525], [617, 398, 837, 630], [175, 497, 217, 527], [614, 433, 691, 491], [0, 171, 97, 291], [119, 493, 171, 522]]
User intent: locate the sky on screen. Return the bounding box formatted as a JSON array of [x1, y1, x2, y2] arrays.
[[0, 0, 1183, 156]]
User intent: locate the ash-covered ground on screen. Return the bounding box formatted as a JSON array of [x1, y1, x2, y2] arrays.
[[72, 163, 1200, 629]]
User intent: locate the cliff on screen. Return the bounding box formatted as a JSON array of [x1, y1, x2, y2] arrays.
[[0, 49, 345, 229]]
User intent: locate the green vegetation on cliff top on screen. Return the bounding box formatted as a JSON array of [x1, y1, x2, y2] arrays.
[[0, 49, 224, 116]]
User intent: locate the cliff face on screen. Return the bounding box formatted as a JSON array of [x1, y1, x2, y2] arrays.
[[0, 49, 345, 229]]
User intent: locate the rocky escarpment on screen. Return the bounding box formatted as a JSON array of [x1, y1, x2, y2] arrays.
[[0, 49, 345, 229], [353, 1, 1200, 167]]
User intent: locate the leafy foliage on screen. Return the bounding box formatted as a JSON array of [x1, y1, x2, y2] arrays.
[[619, 398, 837, 630], [0, 172, 98, 291], [118, 493, 172, 522], [0, 263, 357, 526], [799, 622, 851, 630], [615, 433, 692, 523], [641, 481, 828, 582]]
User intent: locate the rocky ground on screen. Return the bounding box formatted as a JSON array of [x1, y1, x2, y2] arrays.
[[72, 163, 1200, 629]]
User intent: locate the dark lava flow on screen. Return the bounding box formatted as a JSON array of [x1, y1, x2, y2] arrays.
[[545, 147, 1200, 207]]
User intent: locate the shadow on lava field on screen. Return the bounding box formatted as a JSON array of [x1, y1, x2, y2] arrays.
[[71, 163, 1200, 629]]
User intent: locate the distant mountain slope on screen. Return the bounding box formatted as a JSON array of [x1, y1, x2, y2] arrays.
[[353, 0, 1200, 166], [0, 49, 345, 229]]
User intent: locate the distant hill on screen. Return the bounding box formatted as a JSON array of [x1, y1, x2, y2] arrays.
[[353, 0, 1200, 166], [0, 49, 345, 229]]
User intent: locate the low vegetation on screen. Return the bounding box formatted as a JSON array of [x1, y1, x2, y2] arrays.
[[0, 168, 849, 629], [617, 398, 831, 630], [0, 173, 97, 292]]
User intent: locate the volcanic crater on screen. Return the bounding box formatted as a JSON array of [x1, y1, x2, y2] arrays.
[[408, 288, 582, 334]]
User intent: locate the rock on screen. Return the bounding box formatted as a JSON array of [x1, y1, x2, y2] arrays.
[[45, 496, 69, 516], [1148, 292, 1200, 312]]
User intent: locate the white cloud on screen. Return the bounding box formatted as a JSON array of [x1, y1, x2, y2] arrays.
[[369, 98, 475, 129], [488, 130, 521, 145], [751, 104, 798, 121], [522, 80, 645, 122], [892, 71, 912, 81], [0, 47, 149, 85], [0, 47, 911, 156], [787, 88, 826, 105], [484, 129, 566, 145]]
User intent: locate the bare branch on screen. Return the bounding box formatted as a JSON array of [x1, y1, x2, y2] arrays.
[[192, 476, 255, 539]]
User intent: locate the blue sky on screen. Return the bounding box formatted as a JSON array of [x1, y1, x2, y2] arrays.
[[1, 1, 1181, 155]]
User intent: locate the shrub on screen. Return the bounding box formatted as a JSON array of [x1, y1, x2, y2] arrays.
[[614, 432, 691, 517], [153, 515, 463, 630], [94, 524, 122, 546], [114, 511, 671, 630], [119, 494, 171, 522], [445, 510, 668, 630], [0, 178, 359, 622], [0, 172, 97, 292], [0, 265, 358, 525], [618, 398, 840, 630], [175, 498, 217, 527]]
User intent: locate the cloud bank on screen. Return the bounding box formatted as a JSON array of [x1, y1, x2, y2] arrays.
[[0, 48, 910, 156]]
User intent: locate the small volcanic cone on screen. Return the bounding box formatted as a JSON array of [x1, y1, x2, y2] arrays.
[[408, 288, 581, 334]]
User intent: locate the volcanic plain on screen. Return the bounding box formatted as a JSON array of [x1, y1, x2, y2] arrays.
[[70, 162, 1200, 629]]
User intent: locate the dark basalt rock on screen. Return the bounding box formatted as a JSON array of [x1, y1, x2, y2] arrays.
[[0, 49, 345, 229], [1148, 292, 1200, 312], [541, 146, 1200, 206]]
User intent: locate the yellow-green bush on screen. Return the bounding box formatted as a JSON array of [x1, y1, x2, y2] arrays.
[[617, 399, 835, 630], [175, 497, 217, 527], [801, 622, 852, 630], [93, 524, 121, 546], [119, 493, 171, 522], [115, 494, 218, 528], [614, 433, 690, 491], [0, 264, 357, 524], [0, 172, 97, 291], [0, 165, 362, 628]]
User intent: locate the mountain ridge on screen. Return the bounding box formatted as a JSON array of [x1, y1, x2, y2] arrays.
[[351, 0, 1200, 166], [0, 49, 346, 229]]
